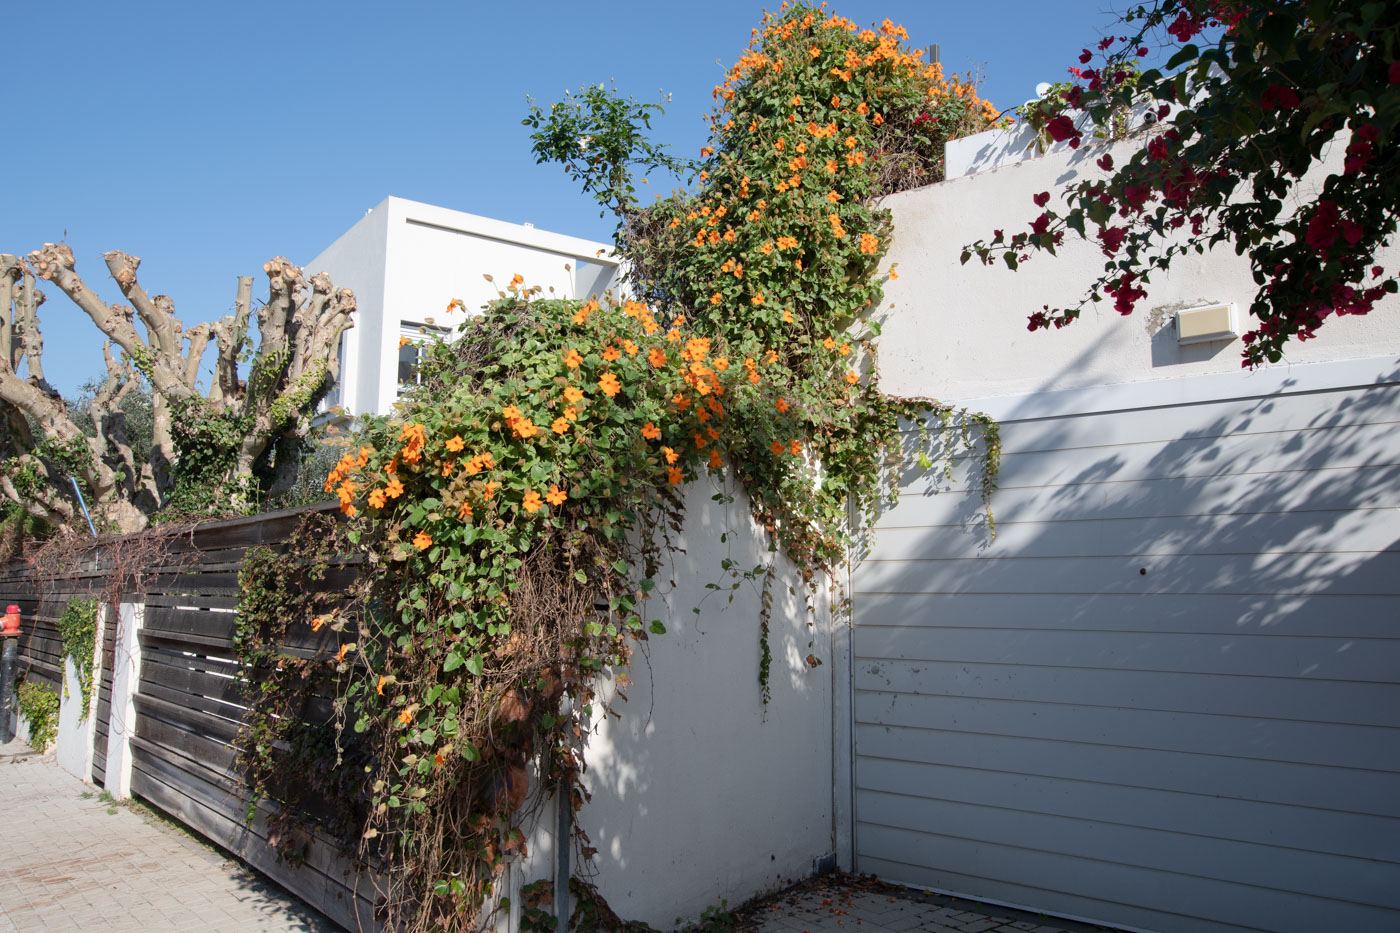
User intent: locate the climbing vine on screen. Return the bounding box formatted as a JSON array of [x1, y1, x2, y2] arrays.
[[56, 596, 98, 715], [237, 5, 1003, 930]]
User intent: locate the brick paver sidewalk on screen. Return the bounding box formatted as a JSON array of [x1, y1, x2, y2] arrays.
[[0, 739, 338, 932]]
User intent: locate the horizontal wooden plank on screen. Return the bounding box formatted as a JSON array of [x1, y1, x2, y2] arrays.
[[140, 660, 246, 706], [133, 708, 238, 773], [856, 756, 1400, 863], [855, 551, 1400, 598], [853, 691, 1400, 772], [135, 693, 242, 743], [857, 790, 1400, 912], [852, 592, 1400, 639], [138, 680, 249, 731], [142, 643, 241, 678], [143, 593, 239, 610], [853, 627, 1400, 683], [855, 659, 1400, 729]]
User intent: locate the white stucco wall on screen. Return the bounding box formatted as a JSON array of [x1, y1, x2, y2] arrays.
[[303, 204, 391, 416], [881, 127, 1400, 402], [576, 477, 835, 927], [494, 477, 836, 929]]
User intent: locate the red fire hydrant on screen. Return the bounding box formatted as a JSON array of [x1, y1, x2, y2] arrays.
[[1, 605, 19, 635]]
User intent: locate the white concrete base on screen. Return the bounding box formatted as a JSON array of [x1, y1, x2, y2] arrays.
[[54, 656, 91, 782], [103, 602, 143, 800]]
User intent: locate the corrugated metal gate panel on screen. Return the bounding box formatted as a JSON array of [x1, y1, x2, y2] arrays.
[[851, 360, 1400, 933]]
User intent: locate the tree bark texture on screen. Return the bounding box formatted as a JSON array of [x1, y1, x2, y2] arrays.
[[0, 246, 355, 532]]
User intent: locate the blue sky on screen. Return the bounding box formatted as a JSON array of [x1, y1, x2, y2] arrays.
[[4, 0, 1125, 398]]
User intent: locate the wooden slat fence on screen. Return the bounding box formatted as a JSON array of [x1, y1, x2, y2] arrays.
[[0, 504, 382, 931]]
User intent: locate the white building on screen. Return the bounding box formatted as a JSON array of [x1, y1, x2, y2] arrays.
[[305, 196, 619, 417]]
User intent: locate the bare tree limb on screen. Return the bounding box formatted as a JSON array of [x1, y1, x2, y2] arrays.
[[27, 244, 192, 404]]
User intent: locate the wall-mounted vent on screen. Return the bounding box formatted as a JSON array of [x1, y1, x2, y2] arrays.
[[1176, 302, 1238, 344]]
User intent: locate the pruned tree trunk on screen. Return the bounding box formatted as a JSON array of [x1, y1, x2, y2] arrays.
[[0, 245, 355, 532]]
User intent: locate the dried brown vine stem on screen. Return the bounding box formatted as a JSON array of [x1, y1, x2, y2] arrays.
[[0, 245, 356, 533]]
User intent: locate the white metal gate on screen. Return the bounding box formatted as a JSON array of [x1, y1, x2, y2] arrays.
[[850, 357, 1400, 933]]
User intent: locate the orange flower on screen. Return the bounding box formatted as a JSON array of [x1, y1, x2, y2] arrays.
[[413, 531, 432, 550], [838, 343, 851, 356], [563, 385, 584, 403], [708, 449, 723, 469], [873, 112, 884, 126], [398, 335, 410, 348], [545, 485, 567, 506], [790, 95, 802, 106], [827, 191, 842, 203], [552, 417, 569, 434], [822, 336, 836, 350], [512, 417, 539, 439], [562, 405, 578, 421], [522, 490, 543, 513], [563, 348, 582, 369], [771, 440, 787, 455], [826, 159, 839, 174], [751, 294, 765, 306], [710, 292, 722, 305], [859, 233, 880, 254], [782, 310, 794, 324], [846, 371, 859, 384], [310, 616, 326, 632], [598, 372, 621, 397], [790, 439, 803, 456], [662, 446, 679, 465], [889, 267, 899, 280], [856, 102, 869, 115], [775, 398, 791, 413], [509, 273, 524, 287], [368, 488, 387, 509], [483, 480, 498, 500], [385, 476, 404, 499], [602, 345, 621, 362], [446, 434, 465, 452], [713, 357, 729, 371], [765, 349, 779, 364], [398, 709, 413, 726], [642, 422, 661, 440], [335, 643, 351, 663], [667, 466, 683, 485], [457, 501, 473, 521], [622, 339, 639, 355], [376, 675, 389, 696], [648, 347, 668, 368]]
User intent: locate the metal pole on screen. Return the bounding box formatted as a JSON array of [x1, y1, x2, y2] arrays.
[[555, 784, 570, 932], [0, 635, 18, 743], [69, 477, 97, 537]]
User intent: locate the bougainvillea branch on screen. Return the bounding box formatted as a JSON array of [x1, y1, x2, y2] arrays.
[[964, 0, 1400, 367]]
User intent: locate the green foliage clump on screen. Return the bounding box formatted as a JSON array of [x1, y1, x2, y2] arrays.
[[17, 680, 59, 753]]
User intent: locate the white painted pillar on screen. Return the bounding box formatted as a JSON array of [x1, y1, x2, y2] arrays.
[[103, 602, 143, 800]]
